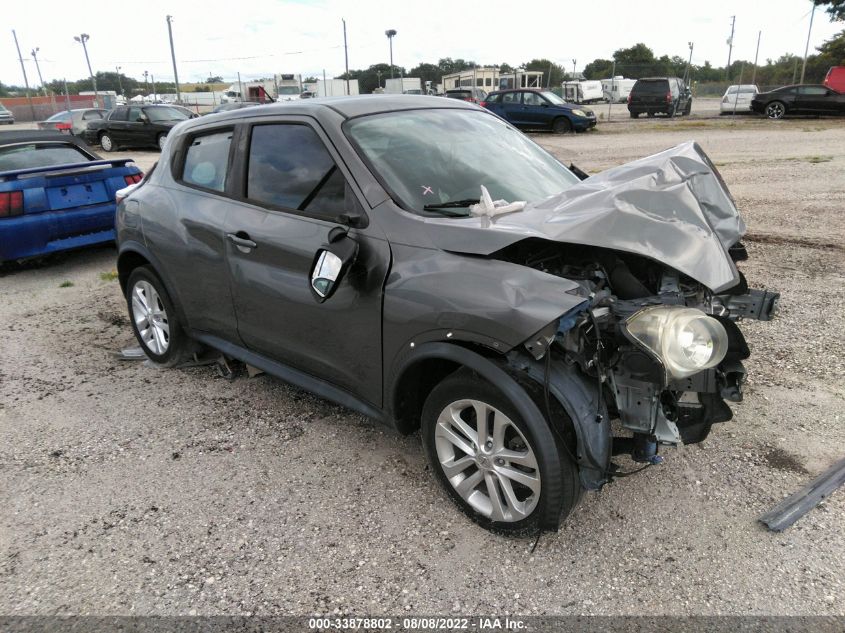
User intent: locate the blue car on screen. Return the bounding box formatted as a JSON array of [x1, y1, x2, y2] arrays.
[[0, 131, 142, 263], [482, 89, 597, 133]]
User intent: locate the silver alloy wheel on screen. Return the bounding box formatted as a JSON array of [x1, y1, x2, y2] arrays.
[[766, 102, 785, 119], [158, 134, 167, 150], [131, 280, 170, 355], [100, 134, 113, 151], [434, 398, 541, 522]]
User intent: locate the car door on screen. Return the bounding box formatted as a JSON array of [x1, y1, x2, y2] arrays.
[[223, 118, 390, 406], [126, 106, 148, 146], [797, 85, 842, 114], [500, 91, 526, 126], [147, 126, 241, 341], [521, 91, 549, 127], [107, 107, 130, 142]]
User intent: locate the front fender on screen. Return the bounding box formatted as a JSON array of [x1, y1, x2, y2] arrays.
[[382, 244, 586, 364]]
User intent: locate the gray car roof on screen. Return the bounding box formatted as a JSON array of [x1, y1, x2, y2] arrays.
[[194, 94, 478, 127]]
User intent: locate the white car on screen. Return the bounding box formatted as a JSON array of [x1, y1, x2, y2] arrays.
[[720, 84, 759, 113]]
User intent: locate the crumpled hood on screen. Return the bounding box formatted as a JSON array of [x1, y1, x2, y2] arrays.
[[419, 141, 746, 292]]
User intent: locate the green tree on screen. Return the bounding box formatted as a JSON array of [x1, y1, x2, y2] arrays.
[[583, 58, 614, 79], [408, 62, 442, 85], [523, 58, 565, 87], [815, 0, 845, 21]]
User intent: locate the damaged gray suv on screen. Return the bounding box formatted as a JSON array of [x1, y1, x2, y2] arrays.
[[116, 96, 778, 534]]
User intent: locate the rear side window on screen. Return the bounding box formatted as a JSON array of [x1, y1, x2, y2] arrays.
[[502, 92, 520, 104], [246, 124, 346, 219], [109, 108, 128, 121], [82, 110, 105, 121], [182, 130, 233, 193], [0, 143, 92, 171]]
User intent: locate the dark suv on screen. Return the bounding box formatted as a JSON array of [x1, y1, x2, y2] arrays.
[[628, 77, 692, 118], [116, 96, 776, 534]]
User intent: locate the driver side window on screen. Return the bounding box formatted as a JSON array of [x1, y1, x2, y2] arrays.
[[523, 92, 543, 106], [128, 107, 143, 122]]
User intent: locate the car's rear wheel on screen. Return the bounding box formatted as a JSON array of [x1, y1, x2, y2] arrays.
[[683, 101, 692, 115], [552, 117, 572, 134], [666, 105, 676, 117], [99, 132, 115, 152], [765, 101, 786, 119], [126, 266, 192, 367], [629, 112, 640, 118], [421, 371, 580, 534], [157, 133, 167, 151]]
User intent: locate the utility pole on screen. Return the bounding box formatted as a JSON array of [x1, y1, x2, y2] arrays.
[[751, 31, 761, 86], [726, 16, 736, 80], [151, 74, 157, 102], [73, 33, 98, 104], [385, 29, 397, 79], [31, 48, 46, 95], [12, 30, 36, 121], [571, 59, 576, 80], [144, 70, 149, 100], [800, 4, 815, 84], [237, 71, 243, 102], [166, 16, 181, 103], [62, 78, 72, 111], [607, 60, 616, 121], [343, 19, 350, 96], [115, 66, 123, 96], [684, 42, 694, 85]]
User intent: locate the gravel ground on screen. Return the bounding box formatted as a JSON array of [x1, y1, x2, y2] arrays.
[[1, 113, 844, 617]]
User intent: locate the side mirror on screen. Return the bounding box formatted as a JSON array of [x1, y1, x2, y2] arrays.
[[309, 226, 358, 303]]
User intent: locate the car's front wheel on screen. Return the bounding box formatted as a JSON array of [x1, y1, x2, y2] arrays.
[[126, 266, 192, 367], [552, 117, 572, 134], [765, 101, 786, 119], [422, 371, 580, 534], [99, 132, 115, 152]]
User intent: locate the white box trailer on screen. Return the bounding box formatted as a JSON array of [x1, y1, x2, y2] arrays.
[[561, 80, 604, 104], [601, 77, 636, 103], [317, 79, 360, 97], [384, 77, 422, 94]]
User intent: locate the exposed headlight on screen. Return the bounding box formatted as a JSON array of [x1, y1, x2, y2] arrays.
[[622, 307, 728, 379], [571, 109, 587, 117]]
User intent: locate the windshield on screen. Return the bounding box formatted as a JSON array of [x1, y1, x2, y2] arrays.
[[345, 109, 580, 215], [541, 91, 567, 105], [144, 106, 189, 122], [278, 86, 300, 95], [633, 81, 669, 94]]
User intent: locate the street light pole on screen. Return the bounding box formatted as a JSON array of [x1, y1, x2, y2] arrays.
[[385, 29, 397, 79], [115, 66, 123, 96], [726, 16, 736, 81], [343, 19, 350, 96], [684, 42, 694, 85], [144, 70, 149, 101], [571, 59, 576, 80], [73, 33, 99, 104], [166, 15, 181, 103], [31, 48, 47, 95]]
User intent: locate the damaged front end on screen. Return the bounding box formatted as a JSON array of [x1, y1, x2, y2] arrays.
[[500, 238, 778, 490]]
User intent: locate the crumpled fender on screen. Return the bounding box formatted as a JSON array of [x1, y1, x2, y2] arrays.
[[382, 243, 587, 359]]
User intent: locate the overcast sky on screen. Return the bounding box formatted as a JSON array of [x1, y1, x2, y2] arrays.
[[3, 0, 842, 87]]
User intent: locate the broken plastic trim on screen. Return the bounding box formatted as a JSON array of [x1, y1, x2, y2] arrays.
[[759, 456, 845, 532]]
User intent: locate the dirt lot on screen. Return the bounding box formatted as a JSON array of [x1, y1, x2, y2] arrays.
[[1, 113, 844, 617]]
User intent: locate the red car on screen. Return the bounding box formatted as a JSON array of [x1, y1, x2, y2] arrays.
[[824, 66, 845, 93]]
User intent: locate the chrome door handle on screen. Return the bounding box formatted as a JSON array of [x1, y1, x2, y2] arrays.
[[226, 233, 257, 250]]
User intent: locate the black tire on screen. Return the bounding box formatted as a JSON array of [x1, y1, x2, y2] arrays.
[[765, 101, 786, 120], [683, 100, 692, 115], [629, 112, 640, 118], [552, 117, 572, 134], [125, 266, 193, 367], [421, 370, 581, 535], [666, 105, 676, 117], [99, 132, 116, 152]]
